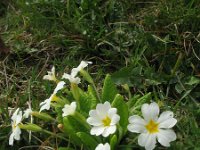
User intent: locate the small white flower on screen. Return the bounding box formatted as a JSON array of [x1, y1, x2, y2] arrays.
[[95, 143, 110, 150], [62, 61, 92, 84], [43, 66, 57, 82], [127, 102, 177, 150], [40, 81, 65, 112], [62, 102, 77, 117], [87, 101, 120, 137], [9, 108, 23, 146]]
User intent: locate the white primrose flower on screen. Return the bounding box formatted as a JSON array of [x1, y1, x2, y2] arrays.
[[127, 102, 177, 150], [9, 108, 23, 146], [62, 61, 92, 84], [40, 81, 65, 112], [87, 101, 120, 137], [43, 66, 57, 82], [62, 102, 77, 117], [95, 143, 110, 150]]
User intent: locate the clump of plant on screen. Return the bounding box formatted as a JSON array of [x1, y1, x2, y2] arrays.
[[9, 61, 177, 150]]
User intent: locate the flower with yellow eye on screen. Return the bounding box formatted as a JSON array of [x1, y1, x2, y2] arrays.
[[62, 61, 92, 84], [40, 81, 65, 112], [87, 101, 120, 137], [128, 102, 177, 150], [43, 66, 58, 82]]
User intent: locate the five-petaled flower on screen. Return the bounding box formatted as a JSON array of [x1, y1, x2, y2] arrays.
[[43, 66, 57, 82], [9, 108, 23, 146], [62, 102, 77, 117], [95, 143, 110, 150], [87, 101, 120, 137], [62, 61, 92, 84], [40, 81, 65, 112], [127, 102, 177, 150]]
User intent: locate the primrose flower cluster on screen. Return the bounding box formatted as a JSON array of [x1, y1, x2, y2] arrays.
[[9, 61, 177, 150]]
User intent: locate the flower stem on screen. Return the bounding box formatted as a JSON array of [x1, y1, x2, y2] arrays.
[[42, 129, 69, 142]]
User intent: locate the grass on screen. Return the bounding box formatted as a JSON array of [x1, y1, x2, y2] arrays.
[[0, 0, 200, 149]]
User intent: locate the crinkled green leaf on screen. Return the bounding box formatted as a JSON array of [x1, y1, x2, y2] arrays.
[[112, 94, 128, 135], [102, 74, 118, 103], [76, 132, 98, 150]]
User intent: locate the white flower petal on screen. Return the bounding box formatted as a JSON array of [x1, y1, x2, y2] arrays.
[[62, 73, 81, 84], [62, 102, 77, 117], [87, 117, 102, 126], [53, 81, 65, 94], [62, 73, 71, 80], [142, 104, 151, 121], [95, 143, 110, 150], [159, 118, 177, 129], [43, 66, 56, 81], [157, 129, 176, 147], [110, 114, 120, 125], [15, 111, 22, 125], [142, 102, 159, 122], [157, 111, 177, 128], [9, 132, 14, 146], [13, 126, 21, 140], [102, 125, 116, 137], [108, 108, 117, 118], [127, 124, 146, 133], [90, 126, 105, 136], [96, 101, 111, 118], [138, 133, 156, 150], [128, 115, 146, 125], [76, 61, 92, 71], [71, 68, 79, 77], [11, 108, 20, 121], [23, 108, 32, 119], [39, 98, 51, 112], [145, 134, 157, 150]]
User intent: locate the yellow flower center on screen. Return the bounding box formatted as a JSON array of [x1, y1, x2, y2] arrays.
[[102, 116, 111, 127], [51, 95, 59, 102], [12, 121, 17, 129], [145, 120, 159, 134]]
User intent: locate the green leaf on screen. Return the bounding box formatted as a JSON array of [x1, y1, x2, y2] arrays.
[[102, 74, 118, 103], [31, 111, 55, 122], [76, 132, 98, 149], [111, 67, 134, 86], [186, 76, 200, 85], [88, 85, 98, 108], [112, 94, 129, 136], [134, 92, 152, 107], [110, 135, 118, 150], [63, 117, 82, 146], [79, 91, 92, 115], [80, 69, 94, 84]]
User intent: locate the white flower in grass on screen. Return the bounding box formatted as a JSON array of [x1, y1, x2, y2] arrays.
[[40, 81, 65, 112], [127, 102, 177, 150], [62, 102, 77, 117], [9, 108, 23, 146], [87, 101, 120, 137], [95, 143, 110, 150], [62, 61, 92, 84], [43, 66, 57, 82]]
